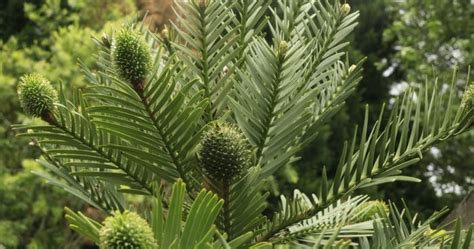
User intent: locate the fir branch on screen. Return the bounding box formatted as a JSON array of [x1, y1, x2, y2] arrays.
[[255, 74, 473, 243]]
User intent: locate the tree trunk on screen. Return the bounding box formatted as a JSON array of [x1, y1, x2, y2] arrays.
[[440, 190, 474, 229], [137, 0, 178, 31]]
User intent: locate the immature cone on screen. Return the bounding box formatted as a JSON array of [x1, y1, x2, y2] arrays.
[[352, 200, 389, 222], [17, 73, 58, 118], [341, 3, 351, 15], [112, 28, 152, 86], [199, 122, 251, 182], [99, 211, 157, 249]]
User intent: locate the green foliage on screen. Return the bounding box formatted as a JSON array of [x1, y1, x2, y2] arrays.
[[360, 205, 474, 248], [152, 179, 224, 248], [75, 0, 136, 30], [351, 200, 389, 223], [11, 0, 474, 248], [270, 0, 389, 196], [383, 0, 473, 81], [377, 0, 474, 218], [0, 160, 77, 248], [0, 0, 135, 43], [0, 0, 136, 247]]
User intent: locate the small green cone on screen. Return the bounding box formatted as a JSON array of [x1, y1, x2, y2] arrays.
[[112, 28, 152, 86], [199, 122, 252, 182], [99, 211, 157, 249], [17, 73, 58, 119]]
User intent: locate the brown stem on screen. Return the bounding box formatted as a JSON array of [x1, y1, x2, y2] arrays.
[[41, 111, 57, 126], [223, 179, 231, 237]]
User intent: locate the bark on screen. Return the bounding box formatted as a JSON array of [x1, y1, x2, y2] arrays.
[[440, 190, 474, 229], [137, 0, 178, 31]]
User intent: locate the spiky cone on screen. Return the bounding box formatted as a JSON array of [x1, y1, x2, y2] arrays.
[[351, 200, 389, 223], [199, 122, 252, 182], [99, 211, 157, 249], [112, 28, 152, 90], [17, 73, 58, 123]]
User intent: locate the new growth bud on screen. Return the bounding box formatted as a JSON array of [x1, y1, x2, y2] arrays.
[[341, 3, 351, 15], [17, 73, 58, 119], [161, 27, 169, 40], [99, 211, 157, 249], [112, 28, 152, 86], [277, 40, 289, 59], [199, 122, 251, 182], [101, 33, 112, 49], [348, 64, 357, 73], [198, 0, 208, 8]]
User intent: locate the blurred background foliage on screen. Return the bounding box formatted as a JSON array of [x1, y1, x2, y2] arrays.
[[375, 0, 474, 219], [0, 0, 135, 248], [0, 0, 472, 248]]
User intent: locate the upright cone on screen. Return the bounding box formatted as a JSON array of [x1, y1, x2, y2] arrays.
[[99, 211, 157, 249], [17, 73, 58, 118], [199, 122, 251, 182], [112, 28, 152, 86]]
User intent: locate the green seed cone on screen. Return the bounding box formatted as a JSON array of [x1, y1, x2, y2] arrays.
[[112, 28, 152, 85], [99, 211, 157, 249], [199, 122, 251, 181], [352, 200, 389, 222], [17, 73, 58, 118]]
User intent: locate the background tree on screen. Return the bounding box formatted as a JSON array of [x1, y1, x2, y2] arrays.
[[378, 0, 474, 218], [12, 0, 474, 247], [0, 0, 135, 247]]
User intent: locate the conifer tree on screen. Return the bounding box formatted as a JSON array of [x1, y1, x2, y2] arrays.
[[14, 0, 474, 247]]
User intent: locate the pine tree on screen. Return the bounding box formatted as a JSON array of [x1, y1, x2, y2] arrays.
[[13, 0, 474, 247]]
